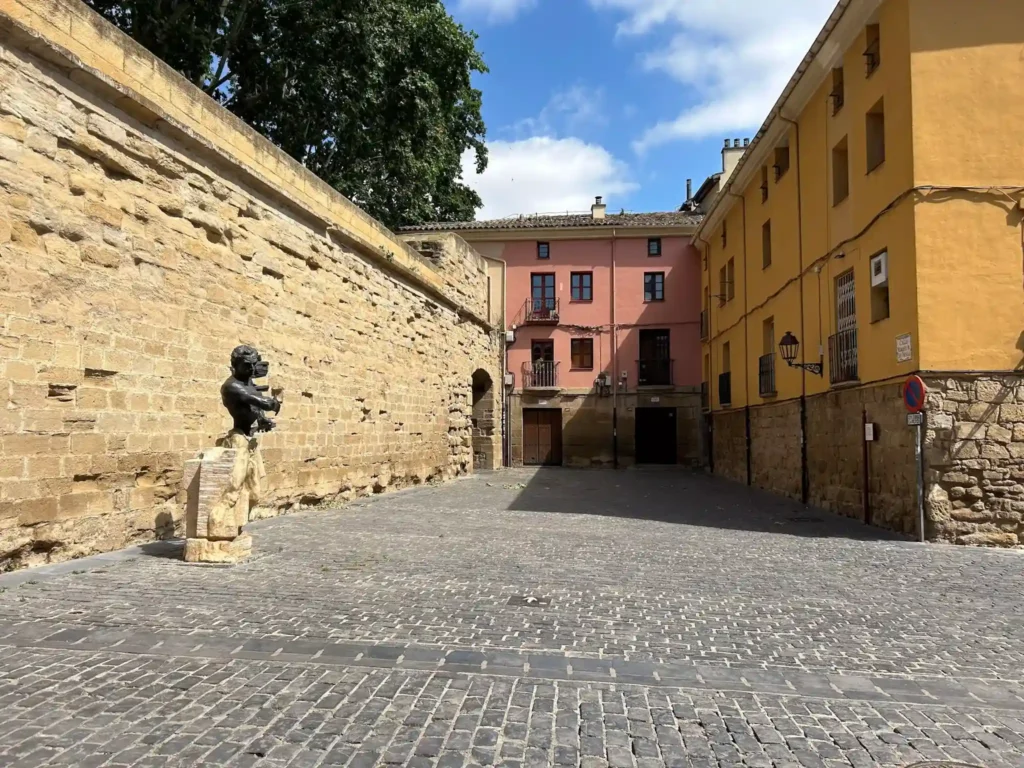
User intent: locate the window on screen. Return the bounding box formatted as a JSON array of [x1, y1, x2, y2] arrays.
[[830, 67, 845, 114], [832, 136, 850, 204], [762, 221, 772, 269], [530, 273, 556, 319], [726, 259, 735, 301], [722, 342, 731, 373], [721, 223, 727, 248], [648, 238, 662, 257], [870, 249, 890, 323], [763, 317, 775, 355], [864, 24, 880, 76], [570, 272, 593, 302], [718, 265, 728, 306], [571, 338, 594, 369], [760, 166, 769, 203], [644, 272, 665, 302], [866, 98, 885, 172], [537, 242, 550, 259], [773, 145, 790, 181]]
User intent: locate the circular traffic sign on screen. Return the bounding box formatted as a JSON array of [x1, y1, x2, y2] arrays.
[[903, 375, 926, 414]]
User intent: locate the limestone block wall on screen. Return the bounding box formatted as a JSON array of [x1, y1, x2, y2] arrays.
[[924, 375, 1024, 546], [0, 6, 498, 570], [749, 401, 801, 501], [711, 409, 746, 484]]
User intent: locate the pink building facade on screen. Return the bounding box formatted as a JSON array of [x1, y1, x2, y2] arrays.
[[406, 201, 703, 468]]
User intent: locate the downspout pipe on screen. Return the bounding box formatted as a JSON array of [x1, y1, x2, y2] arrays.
[[779, 113, 810, 504], [694, 233, 713, 472], [611, 228, 619, 469]]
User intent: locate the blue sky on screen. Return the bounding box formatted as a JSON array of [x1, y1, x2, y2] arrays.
[[447, 0, 837, 219]]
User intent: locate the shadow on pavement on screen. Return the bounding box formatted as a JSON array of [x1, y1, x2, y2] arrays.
[[505, 467, 907, 542]]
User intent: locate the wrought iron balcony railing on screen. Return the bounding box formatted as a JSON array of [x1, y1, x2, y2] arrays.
[[524, 297, 559, 324], [718, 371, 732, 407], [828, 328, 859, 385], [523, 360, 559, 389], [637, 358, 673, 387], [758, 353, 776, 397]]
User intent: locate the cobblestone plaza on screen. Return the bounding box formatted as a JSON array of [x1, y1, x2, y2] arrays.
[[2, 468, 1024, 767]]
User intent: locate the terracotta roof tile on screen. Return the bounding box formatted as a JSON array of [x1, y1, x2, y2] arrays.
[[399, 210, 703, 233]]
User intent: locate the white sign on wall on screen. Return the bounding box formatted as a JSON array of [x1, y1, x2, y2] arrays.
[[896, 333, 913, 363]]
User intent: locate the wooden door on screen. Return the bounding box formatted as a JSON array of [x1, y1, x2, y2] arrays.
[[523, 409, 563, 466]]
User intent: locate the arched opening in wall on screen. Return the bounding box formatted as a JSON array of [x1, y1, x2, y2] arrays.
[[471, 369, 497, 471]]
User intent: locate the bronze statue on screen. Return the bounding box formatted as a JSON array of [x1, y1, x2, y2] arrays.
[[221, 345, 282, 436]]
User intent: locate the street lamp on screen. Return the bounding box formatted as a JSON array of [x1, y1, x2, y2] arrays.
[[778, 331, 823, 376]]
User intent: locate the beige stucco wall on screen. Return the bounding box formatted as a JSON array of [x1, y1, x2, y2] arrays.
[[0, 3, 499, 570]]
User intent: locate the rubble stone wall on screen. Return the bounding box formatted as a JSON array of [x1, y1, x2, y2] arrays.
[[0, 5, 498, 570], [711, 409, 747, 484], [923, 375, 1024, 547], [749, 400, 801, 501]]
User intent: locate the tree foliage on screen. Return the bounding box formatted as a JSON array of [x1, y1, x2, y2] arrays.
[[83, 0, 488, 228]]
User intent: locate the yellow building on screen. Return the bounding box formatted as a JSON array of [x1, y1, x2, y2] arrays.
[[698, 0, 1024, 546]]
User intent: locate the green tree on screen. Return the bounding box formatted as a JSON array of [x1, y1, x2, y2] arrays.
[[83, 0, 488, 228]]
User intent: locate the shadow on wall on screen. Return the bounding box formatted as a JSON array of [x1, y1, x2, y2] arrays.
[[505, 467, 906, 542], [471, 369, 499, 471]]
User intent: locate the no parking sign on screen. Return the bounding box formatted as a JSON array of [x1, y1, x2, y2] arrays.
[[902, 375, 926, 414]]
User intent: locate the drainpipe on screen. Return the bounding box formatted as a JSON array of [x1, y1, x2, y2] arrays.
[[695, 234, 712, 473], [726, 190, 750, 486], [779, 114, 809, 504], [611, 228, 619, 468], [494, 254, 510, 468]]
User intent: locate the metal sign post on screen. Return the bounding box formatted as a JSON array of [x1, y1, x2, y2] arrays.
[[903, 375, 927, 543]]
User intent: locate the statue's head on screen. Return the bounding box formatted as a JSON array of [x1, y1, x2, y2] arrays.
[[230, 345, 261, 380]]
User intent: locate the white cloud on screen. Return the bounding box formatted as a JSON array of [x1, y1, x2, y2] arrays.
[[588, 0, 837, 151], [455, 0, 537, 24], [462, 137, 637, 219], [508, 85, 607, 139]]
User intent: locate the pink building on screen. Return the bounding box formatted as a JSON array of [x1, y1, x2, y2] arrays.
[[405, 198, 703, 468]]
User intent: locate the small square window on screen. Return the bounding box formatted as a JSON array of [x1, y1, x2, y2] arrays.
[[762, 221, 772, 269], [865, 24, 881, 76], [537, 242, 550, 259], [644, 272, 665, 302], [571, 338, 594, 370], [570, 272, 593, 302], [773, 146, 790, 181], [648, 238, 662, 257], [726, 259, 735, 301]]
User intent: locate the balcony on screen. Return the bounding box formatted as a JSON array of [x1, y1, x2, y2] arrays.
[[700, 382, 709, 412], [524, 297, 559, 324], [523, 360, 559, 390], [758, 353, 776, 397], [828, 328, 859, 385], [718, 371, 732, 407], [638, 358, 673, 387], [700, 309, 709, 341]]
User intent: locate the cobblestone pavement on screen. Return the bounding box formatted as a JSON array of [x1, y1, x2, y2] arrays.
[[2, 468, 1024, 768]]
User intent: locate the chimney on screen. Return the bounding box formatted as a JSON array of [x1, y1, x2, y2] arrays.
[[722, 137, 750, 183], [686, 179, 692, 201], [591, 195, 607, 220]]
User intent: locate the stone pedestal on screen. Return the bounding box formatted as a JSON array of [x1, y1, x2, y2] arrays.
[[183, 431, 265, 564]]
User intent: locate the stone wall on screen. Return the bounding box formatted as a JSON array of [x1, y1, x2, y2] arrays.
[[806, 382, 915, 532], [711, 409, 747, 484], [923, 375, 1024, 546], [749, 400, 801, 501], [509, 391, 701, 468], [0, 6, 498, 570]]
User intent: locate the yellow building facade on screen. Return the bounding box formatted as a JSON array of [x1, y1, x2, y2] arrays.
[[698, 0, 1024, 545]]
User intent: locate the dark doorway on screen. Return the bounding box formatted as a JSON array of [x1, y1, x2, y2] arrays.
[[635, 407, 677, 465], [523, 409, 563, 466]]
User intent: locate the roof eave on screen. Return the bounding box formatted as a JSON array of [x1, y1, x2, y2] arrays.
[[693, 0, 882, 242]]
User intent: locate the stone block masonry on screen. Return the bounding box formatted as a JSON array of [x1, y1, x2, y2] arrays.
[[924, 374, 1024, 546], [711, 409, 746, 484], [749, 400, 800, 501], [0, 3, 499, 570]]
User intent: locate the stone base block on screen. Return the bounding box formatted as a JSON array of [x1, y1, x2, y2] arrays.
[[183, 533, 252, 564]]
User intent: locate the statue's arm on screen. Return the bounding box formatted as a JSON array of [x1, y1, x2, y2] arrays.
[[225, 381, 280, 412]]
